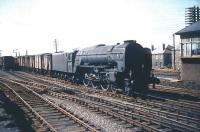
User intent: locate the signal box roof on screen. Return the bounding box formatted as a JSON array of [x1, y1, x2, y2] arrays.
[[176, 21, 200, 35]]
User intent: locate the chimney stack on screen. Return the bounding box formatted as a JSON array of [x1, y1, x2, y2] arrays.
[[163, 43, 165, 50], [124, 40, 136, 44]]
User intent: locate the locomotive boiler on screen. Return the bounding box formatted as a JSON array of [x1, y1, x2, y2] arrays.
[[74, 40, 159, 94]]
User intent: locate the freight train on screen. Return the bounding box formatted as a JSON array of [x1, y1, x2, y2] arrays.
[[1, 40, 160, 95]]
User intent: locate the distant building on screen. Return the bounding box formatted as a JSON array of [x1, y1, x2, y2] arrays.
[[176, 20, 200, 81], [152, 44, 174, 69]]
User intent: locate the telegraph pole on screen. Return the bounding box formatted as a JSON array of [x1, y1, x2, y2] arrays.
[[173, 34, 176, 70], [54, 39, 58, 53], [13, 49, 18, 57]]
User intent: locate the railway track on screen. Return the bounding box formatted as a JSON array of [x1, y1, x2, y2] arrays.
[[149, 84, 200, 98], [0, 78, 100, 132], [46, 91, 200, 132], [9, 72, 200, 118], [0, 83, 50, 131], [15, 71, 200, 99], [46, 93, 163, 132], [5, 72, 200, 131], [14, 76, 200, 120], [3, 71, 200, 131], [153, 69, 180, 76]]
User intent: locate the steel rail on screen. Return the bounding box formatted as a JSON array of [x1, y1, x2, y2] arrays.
[[49, 91, 200, 132], [47, 91, 162, 132], [0, 77, 99, 132], [11, 72, 200, 116], [12, 73, 200, 117], [0, 81, 57, 132]]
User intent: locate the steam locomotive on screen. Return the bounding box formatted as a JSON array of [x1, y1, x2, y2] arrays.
[[3, 40, 160, 95], [74, 40, 159, 94]]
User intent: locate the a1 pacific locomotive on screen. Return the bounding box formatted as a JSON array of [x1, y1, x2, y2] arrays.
[[8, 40, 160, 95]]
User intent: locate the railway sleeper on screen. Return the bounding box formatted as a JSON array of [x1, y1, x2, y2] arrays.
[[76, 92, 200, 126], [139, 100, 200, 117], [50, 91, 200, 132], [2, 79, 99, 132], [6, 74, 200, 131], [52, 91, 200, 127], [49, 93, 162, 131]]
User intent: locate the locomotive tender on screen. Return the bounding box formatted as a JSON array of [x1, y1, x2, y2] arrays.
[[15, 40, 159, 95]]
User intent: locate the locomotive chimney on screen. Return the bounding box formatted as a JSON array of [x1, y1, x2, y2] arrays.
[[151, 45, 154, 51], [163, 43, 165, 50], [124, 40, 136, 44]]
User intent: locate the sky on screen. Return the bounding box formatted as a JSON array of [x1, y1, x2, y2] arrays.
[[0, 0, 199, 56]]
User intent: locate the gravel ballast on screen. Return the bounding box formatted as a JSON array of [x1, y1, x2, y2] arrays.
[[42, 94, 139, 132]]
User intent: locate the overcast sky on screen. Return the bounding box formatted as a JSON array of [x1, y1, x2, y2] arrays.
[[0, 0, 199, 56]]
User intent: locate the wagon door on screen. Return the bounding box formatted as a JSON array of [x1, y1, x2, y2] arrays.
[[31, 56, 35, 69], [67, 53, 73, 73], [44, 54, 52, 71]]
